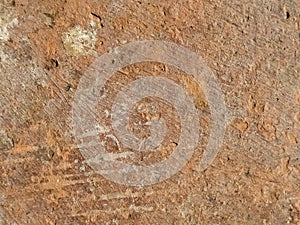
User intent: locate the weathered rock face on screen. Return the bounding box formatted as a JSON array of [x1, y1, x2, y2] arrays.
[[1, 0, 300, 224]]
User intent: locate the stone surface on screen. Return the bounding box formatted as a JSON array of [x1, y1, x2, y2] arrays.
[[0, 0, 300, 224]]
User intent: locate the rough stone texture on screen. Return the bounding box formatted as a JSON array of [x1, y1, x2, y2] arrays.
[[0, 0, 300, 224]]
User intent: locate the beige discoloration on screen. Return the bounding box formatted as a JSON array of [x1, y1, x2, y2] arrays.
[[0, 6, 18, 42]]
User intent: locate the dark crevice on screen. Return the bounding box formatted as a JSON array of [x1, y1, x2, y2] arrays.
[[91, 12, 102, 21]]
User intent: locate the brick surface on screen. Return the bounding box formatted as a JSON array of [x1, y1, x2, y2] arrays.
[[0, 0, 300, 224]]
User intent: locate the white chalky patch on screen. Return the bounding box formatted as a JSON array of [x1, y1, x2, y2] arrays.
[[62, 24, 98, 56]]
